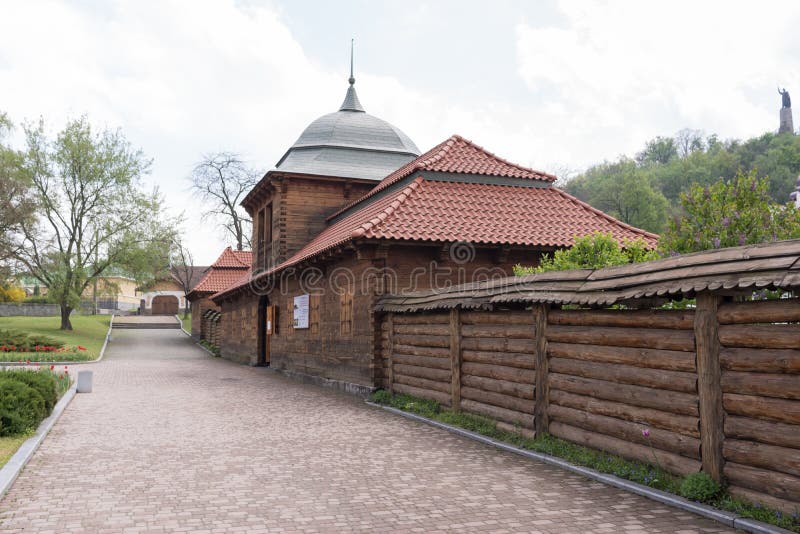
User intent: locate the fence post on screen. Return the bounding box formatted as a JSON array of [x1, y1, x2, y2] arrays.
[[450, 308, 462, 411], [534, 303, 549, 436], [386, 313, 394, 393], [694, 291, 725, 482]]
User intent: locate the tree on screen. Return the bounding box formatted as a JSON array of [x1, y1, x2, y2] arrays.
[[169, 237, 196, 319], [659, 170, 800, 255], [514, 232, 657, 275], [0, 112, 36, 278], [674, 128, 705, 159], [190, 152, 257, 251], [10, 116, 175, 330], [570, 129, 800, 235], [636, 136, 678, 165], [565, 159, 669, 233], [0, 283, 25, 302]]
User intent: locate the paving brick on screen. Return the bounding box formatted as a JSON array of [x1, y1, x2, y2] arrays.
[[0, 329, 734, 533]]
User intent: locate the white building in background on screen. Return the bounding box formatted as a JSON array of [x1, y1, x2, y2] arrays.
[[792, 176, 800, 208]]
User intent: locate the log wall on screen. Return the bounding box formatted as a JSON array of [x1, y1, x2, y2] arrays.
[[717, 299, 800, 513], [547, 308, 701, 476], [459, 310, 536, 435], [380, 296, 800, 512]]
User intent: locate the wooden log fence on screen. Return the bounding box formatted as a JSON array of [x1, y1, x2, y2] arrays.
[[379, 295, 800, 513]]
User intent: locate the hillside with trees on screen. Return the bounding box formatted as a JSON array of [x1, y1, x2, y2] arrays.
[[564, 129, 800, 234]]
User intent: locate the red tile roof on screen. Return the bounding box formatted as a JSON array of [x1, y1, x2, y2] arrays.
[[188, 247, 252, 298], [213, 247, 252, 268], [212, 135, 660, 300], [329, 134, 557, 221], [214, 178, 657, 300]]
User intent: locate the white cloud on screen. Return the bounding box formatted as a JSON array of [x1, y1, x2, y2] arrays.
[[2, 0, 798, 262], [0, 0, 345, 263], [515, 0, 800, 164]]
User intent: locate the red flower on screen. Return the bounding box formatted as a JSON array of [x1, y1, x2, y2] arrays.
[[26, 360, 30, 364], [50, 365, 55, 370], [77, 346, 86, 351], [64, 370, 69, 375]]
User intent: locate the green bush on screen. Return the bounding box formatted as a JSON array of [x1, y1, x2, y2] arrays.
[[370, 389, 393, 404], [513, 232, 657, 275], [679, 472, 721, 502], [0, 378, 46, 436], [3, 370, 58, 414]]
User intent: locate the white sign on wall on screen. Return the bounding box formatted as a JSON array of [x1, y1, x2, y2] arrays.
[[293, 294, 309, 329]]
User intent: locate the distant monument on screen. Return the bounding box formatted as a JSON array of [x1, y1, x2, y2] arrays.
[[779, 87, 794, 134]]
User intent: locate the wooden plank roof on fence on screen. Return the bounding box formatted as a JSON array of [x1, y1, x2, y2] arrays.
[[375, 239, 800, 312]]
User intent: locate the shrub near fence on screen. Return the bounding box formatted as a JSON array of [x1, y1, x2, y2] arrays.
[[376, 239, 800, 514]]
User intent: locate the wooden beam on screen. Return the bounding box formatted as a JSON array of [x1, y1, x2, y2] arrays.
[[450, 308, 462, 411], [534, 303, 549, 436], [386, 313, 394, 393], [694, 291, 724, 483]]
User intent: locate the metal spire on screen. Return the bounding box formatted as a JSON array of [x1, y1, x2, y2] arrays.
[[349, 38, 355, 85], [339, 38, 364, 112]]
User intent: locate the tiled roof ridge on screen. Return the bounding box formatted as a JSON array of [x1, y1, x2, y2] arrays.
[[213, 246, 252, 268], [449, 134, 557, 181], [323, 138, 452, 222], [327, 134, 556, 223], [188, 248, 252, 297], [351, 177, 424, 238], [553, 188, 659, 243]]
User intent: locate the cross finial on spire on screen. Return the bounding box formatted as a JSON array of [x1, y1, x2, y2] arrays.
[[349, 38, 355, 85]]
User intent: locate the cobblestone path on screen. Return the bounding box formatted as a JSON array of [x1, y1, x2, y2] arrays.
[[0, 329, 734, 533]]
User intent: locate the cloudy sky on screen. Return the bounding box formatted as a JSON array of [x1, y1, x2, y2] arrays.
[[2, 0, 799, 263]]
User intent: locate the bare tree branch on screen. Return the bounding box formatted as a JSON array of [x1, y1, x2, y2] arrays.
[[190, 152, 257, 251]]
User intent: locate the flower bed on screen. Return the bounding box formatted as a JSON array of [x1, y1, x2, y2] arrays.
[[0, 316, 110, 362]]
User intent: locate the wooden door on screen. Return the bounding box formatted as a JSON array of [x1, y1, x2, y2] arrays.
[[264, 305, 276, 365], [152, 295, 179, 315]]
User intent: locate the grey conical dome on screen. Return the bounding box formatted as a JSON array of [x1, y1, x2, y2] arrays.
[[274, 79, 420, 181]]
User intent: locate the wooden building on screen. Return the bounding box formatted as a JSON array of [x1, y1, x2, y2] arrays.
[[209, 75, 657, 394], [186, 247, 251, 339]]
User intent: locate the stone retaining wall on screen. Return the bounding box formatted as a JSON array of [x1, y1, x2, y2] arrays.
[[0, 303, 61, 317]]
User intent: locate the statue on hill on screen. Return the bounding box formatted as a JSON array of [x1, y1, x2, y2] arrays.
[[779, 88, 791, 109], [778, 88, 794, 134]]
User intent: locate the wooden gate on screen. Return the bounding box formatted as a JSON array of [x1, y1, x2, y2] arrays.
[[151, 295, 179, 315]]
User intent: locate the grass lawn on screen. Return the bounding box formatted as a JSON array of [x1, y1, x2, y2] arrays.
[[0, 314, 110, 362], [0, 431, 33, 468], [180, 313, 191, 333]]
